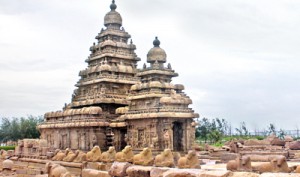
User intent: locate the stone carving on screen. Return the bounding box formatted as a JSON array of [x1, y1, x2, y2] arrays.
[[52, 148, 70, 161], [252, 156, 291, 173], [295, 165, 300, 173], [226, 155, 252, 172], [0, 159, 16, 176], [154, 149, 175, 167], [63, 149, 79, 162], [177, 150, 201, 169], [73, 150, 87, 163], [0, 149, 7, 159], [100, 146, 116, 163], [45, 162, 69, 177], [133, 147, 154, 166], [115, 145, 134, 163], [163, 130, 171, 149], [86, 145, 102, 162], [271, 156, 290, 173]]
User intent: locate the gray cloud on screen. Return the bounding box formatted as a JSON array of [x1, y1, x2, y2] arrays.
[[0, 0, 299, 130]]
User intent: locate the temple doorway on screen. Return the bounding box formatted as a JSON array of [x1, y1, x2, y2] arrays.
[[173, 121, 183, 151], [120, 129, 127, 150], [62, 134, 67, 149]]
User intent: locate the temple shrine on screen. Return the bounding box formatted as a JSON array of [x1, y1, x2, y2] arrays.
[[37, 0, 199, 153]]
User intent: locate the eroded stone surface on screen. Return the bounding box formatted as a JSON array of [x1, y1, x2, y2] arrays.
[[126, 165, 153, 177], [108, 162, 132, 177], [82, 169, 111, 177]]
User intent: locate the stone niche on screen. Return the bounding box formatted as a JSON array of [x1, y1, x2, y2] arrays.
[[40, 127, 107, 151], [125, 118, 195, 152]]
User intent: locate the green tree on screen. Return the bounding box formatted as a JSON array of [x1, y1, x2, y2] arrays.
[[235, 122, 249, 136], [196, 118, 211, 142], [268, 123, 276, 135], [0, 116, 43, 143]]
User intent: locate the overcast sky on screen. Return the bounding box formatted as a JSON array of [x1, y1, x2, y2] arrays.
[[0, 0, 300, 131]]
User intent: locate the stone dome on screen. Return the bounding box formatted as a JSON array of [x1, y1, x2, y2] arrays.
[[147, 37, 167, 63], [89, 106, 102, 115], [104, 0, 122, 27], [2, 159, 13, 170]]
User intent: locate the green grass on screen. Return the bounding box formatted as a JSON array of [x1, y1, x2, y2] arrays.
[[0, 146, 15, 151]]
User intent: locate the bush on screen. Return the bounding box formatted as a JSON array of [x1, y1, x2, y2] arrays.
[[255, 136, 265, 140], [0, 146, 15, 151]]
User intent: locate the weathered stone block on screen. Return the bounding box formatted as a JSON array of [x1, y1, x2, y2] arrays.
[[126, 165, 153, 177], [82, 169, 111, 177], [87, 162, 111, 171], [108, 162, 132, 177], [150, 167, 170, 177], [220, 153, 238, 163], [230, 172, 259, 177], [259, 173, 300, 177], [198, 170, 232, 177], [162, 169, 202, 177]]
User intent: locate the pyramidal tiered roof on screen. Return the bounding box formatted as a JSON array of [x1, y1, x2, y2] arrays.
[[38, 0, 198, 152], [117, 37, 199, 120], [40, 0, 140, 129], [71, 0, 140, 108]]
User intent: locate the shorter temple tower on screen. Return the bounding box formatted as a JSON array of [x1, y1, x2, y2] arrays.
[[116, 37, 199, 152]]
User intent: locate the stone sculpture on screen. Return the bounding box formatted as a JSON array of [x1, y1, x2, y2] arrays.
[[226, 155, 252, 172], [154, 149, 175, 167], [73, 150, 87, 163], [133, 147, 154, 166], [86, 146, 102, 162], [271, 156, 290, 173], [177, 150, 201, 169], [63, 149, 79, 162], [52, 148, 70, 161], [100, 146, 116, 163], [295, 165, 300, 173], [0, 149, 7, 159], [115, 145, 134, 163], [0, 159, 16, 176], [45, 162, 69, 177], [252, 156, 290, 173]]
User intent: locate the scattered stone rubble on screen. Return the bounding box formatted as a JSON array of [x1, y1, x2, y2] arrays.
[[1, 135, 300, 177]]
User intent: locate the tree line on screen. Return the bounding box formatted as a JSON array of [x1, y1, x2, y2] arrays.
[[195, 118, 290, 144], [0, 115, 43, 143]]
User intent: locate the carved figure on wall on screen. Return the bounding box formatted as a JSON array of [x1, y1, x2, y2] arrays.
[[133, 147, 154, 166], [92, 135, 97, 147], [163, 129, 172, 149], [151, 134, 159, 149], [86, 145, 102, 162], [124, 133, 129, 145], [154, 149, 175, 167], [115, 145, 134, 163], [100, 86, 106, 94], [100, 146, 116, 163]]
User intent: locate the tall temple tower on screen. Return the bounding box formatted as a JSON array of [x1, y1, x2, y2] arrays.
[[116, 37, 199, 152], [38, 1, 198, 153], [38, 0, 140, 151]]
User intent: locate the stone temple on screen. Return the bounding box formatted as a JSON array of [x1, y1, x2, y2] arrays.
[[37, 0, 199, 153]]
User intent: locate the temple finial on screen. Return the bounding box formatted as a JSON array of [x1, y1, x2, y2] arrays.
[[110, 0, 117, 11], [153, 36, 160, 47]]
